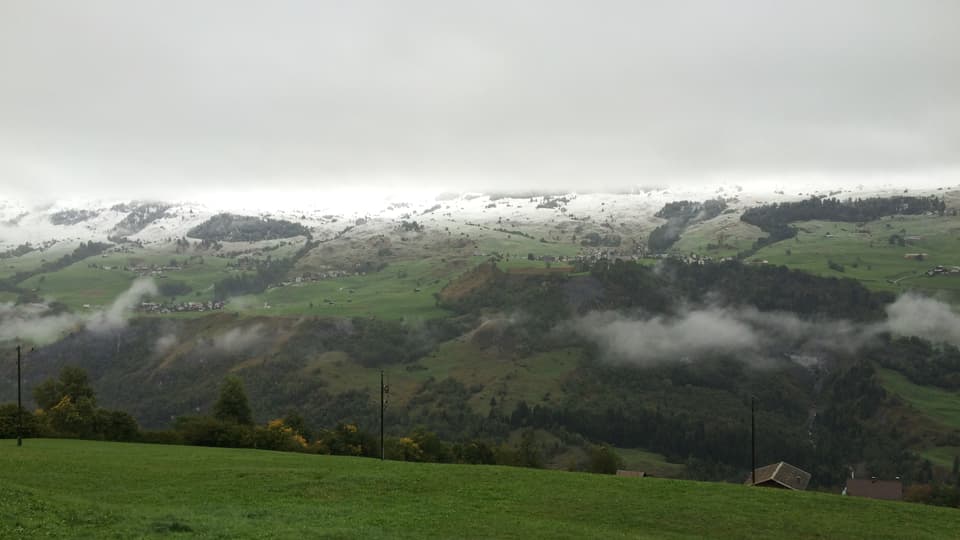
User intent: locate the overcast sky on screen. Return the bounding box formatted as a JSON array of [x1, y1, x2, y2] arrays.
[[1, 1, 958, 201]]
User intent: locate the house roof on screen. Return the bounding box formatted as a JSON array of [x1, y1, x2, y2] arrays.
[[616, 470, 646, 478], [745, 461, 811, 491], [845, 478, 903, 500]]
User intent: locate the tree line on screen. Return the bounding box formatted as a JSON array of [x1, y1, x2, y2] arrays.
[[1, 367, 624, 476]]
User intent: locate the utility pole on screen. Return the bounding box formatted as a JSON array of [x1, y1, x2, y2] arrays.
[[751, 395, 756, 486], [380, 370, 385, 460], [17, 345, 22, 447]]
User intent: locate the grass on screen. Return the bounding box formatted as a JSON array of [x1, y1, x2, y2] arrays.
[[749, 215, 960, 301], [15, 249, 235, 309], [876, 368, 960, 430], [0, 244, 75, 281], [12, 246, 453, 319], [244, 258, 451, 319], [21, 264, 137, 308], [920, 446, 960, 470], [1, 439, 958, 539], [300, 339, 581, 417], [672, 213, 765, 258], [615, 448, 687, 478]]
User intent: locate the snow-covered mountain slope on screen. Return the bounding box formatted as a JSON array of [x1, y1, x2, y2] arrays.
[[0, 181, 954, 250]]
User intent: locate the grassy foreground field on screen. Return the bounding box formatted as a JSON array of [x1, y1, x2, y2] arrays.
[[2, 440, 959, 539]]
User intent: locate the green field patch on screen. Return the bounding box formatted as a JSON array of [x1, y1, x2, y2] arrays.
[[391, 342, 581, 415], [920, 446, 960, 470], [97, 250, 234, 303], [615, 447, 687, 478], [298, 351, 376, 395], [673, 214, 765, 258], [751, 215, 960, 300], [484, 348, 581, 411], [1, 439, 958, 539], [235, 259, 451, 319], [0, 244, 75, 280], [21, 263, 137, 309], [12, 247, 239, 309], [877, 368, 960, 430]]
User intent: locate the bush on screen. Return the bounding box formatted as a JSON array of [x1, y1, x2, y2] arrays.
[[95, 409, 141, 442], [140, 430, 185, 445], [174, 416, 255, 448], [587, 445, 625, 474], [0, 404, 42, 438], [313, 423, 377, 457], [254, 419, 308, 452]]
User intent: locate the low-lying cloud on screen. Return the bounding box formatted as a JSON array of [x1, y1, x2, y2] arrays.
[[571, 294, 960, 366], [154, 333, 179, 355], [212, 324, 265, 354], [86, 278, 158, 333], [0, 303, 83, 343], [884, 294, 960, 346], [0, 278, 158, 343], [571, 307, 875, 366]]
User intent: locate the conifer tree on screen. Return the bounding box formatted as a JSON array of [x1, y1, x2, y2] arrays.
[[214, 376, 253, 425]]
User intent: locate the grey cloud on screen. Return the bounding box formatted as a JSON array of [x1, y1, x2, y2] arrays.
[[212, 324, 265, 354], [0, 303, 82, 343], [885, 294, 960, 347], [571, 306, 879, 366], [572, 293, 960, 366], [86, 278, 159, 333], [0, 278, 158, 343], [573, 309, 758, 364], [1, 1, 958, 200], [154, 333, 179, 355]]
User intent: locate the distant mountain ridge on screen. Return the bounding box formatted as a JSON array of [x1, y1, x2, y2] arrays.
[[0, 185, 952, 251]]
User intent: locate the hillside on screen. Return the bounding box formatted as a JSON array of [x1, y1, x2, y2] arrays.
[[2, 439, 957, 539], [2, 189, 960, 490]]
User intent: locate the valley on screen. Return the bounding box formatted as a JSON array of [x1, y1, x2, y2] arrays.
[[3, 186, 960, 491]]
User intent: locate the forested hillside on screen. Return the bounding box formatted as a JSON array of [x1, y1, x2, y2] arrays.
[[1, 192, 959, 495], [5, 257, 954, 488]]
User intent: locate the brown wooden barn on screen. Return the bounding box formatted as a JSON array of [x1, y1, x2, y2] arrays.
[[844, 478, 903, 501]]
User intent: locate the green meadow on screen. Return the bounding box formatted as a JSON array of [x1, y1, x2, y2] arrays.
[[18, 250, 235, 309], [921, 446, 960, 470], [614, 447, 687, 478], [2, 439, 958, 539], [297, 339, 581, 418], [751, 216, 960, 300], [240, 258, 452, 319], [672, 213, 765, 258], [12, 247, 458, 319], [876, 368, 960, 431], [0, 247, 71, 281]]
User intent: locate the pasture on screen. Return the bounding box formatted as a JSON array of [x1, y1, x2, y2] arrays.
[[751, 215, 960, 300], [2, 439, 958, 539], [876, 368, 960, 431]]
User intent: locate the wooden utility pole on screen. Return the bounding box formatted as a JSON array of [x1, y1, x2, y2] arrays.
[[751, 395, 756, 486], [380, 370, 385, 460], [17, 345, 22, 447]]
